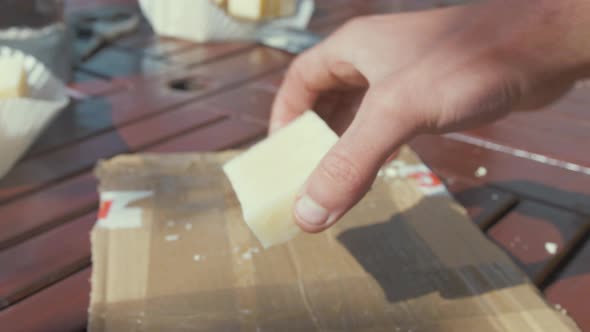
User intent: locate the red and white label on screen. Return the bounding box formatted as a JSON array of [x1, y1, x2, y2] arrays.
[[383, 162, 448, 196], [97, 191, 153, 229]]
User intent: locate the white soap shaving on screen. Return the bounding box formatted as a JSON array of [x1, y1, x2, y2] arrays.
[[185, 223, 193, 230], [384, 167, 398, 178], [545, 242, 558, 255], [165, 234, 180, 241], [475, 166, 488, 178], [240, 247, 260, 260], [166, 221, 175, 227]]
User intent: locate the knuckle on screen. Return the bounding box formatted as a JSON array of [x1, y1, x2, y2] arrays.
[[344, 16, 368, 29], [367, 82, 424, 128], [319, 152, 364, 192]]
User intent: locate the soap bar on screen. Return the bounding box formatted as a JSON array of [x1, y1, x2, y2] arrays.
[[0, 57, 28, 99], [223, 111, 338, 248], [228, 0, 297, 21]]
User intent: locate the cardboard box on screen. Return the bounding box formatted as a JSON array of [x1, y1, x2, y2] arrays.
[[89, 148, 579, 331]]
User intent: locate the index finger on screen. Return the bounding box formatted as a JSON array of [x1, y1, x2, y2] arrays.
[[269, 44, 364, 133]]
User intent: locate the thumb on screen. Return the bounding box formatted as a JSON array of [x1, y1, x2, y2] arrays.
[[293, 85, 419, 233]]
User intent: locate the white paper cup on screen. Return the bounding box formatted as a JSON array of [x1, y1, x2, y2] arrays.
[[0, 47, 69, 178]]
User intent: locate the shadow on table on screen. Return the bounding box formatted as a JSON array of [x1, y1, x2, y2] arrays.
[[439, 180, 590, 287], [497, 180, 590, 216], [337, 195, 528, 303]]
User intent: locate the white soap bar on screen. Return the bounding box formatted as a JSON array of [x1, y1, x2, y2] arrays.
[[228, 0, 296, 21], [0, 57, 28, 99], [223, 111, 338, 248]]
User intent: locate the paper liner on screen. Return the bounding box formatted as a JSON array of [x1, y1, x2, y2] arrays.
[[138, 0, 314, 42], [0, 47, 69, 178], [0, 23, 65, 40], [0, 23, 71, 81]]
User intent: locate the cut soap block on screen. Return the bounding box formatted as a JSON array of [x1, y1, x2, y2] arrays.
[[0, 57, 28, 99], [223, 111, 338, 248], [228, 0, 297, 21]]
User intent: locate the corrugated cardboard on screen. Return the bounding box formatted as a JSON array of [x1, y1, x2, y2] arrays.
[[89, 147, 580, 332]]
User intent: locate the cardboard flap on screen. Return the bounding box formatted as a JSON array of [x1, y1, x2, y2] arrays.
[[89, 148, 579, 332]]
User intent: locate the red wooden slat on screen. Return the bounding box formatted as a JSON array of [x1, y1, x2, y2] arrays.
[[488, 201, 589, 285], [117, 36, 195, 58], [148, 118, 266, 153], [0, 107, 224, 204], [545, 238, 590, 332], [442, 176, 517, 229], [166, 42, 254, 67], [25, 98, 114, 158], [0, 268, 91, 332], [201, 71, 283, 123], [0, 173, 96, 250], [104, 47, 290, 128], [68, 76, 133, 97], [465, 111, 590, 169], [0, 214, 94, 308], [410, 135, 590, 215]]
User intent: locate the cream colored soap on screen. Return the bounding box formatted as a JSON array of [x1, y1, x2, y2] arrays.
[[0, 57, 28, 99], [223, 111, 338, 248], [228, 0, 296, 21]]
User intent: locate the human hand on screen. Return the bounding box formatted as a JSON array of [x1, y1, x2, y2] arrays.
[[269, 0, 590, 232]]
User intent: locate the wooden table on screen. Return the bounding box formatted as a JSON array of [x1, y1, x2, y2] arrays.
[[0, 0, 588, 331]]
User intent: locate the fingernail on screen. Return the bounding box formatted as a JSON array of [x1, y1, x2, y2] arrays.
[[295, 195, 329, 226]]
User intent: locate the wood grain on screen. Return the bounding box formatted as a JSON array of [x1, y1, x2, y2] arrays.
[[545, 238, 590, 332], [442, 175, 517, 229], [0, 214, 94, 308], [0, 173, 97, 250], [0, 268, 91, 332], [488, 201, 589, 285], [410, 135, 590, 215]]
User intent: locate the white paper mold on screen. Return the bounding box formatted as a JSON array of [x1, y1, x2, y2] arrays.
[[0, 47, 69, 179]]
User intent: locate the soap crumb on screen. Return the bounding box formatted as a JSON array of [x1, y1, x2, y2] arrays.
[[241, 247, 260, 260], [165, 234, 180, 241], [193, 254, 202, 261], [555, 304, 562, 310], [391, 160, 405, 168], [385, 167, 398, 178], [545, 242, 558, 255], [475, 166, 487, 178], [166, 221, 175, 227], [185, 223, 193, 231], [240, 309, 252, 315]]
